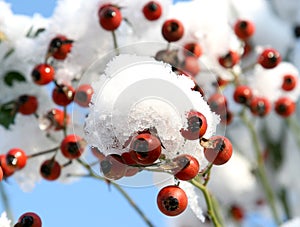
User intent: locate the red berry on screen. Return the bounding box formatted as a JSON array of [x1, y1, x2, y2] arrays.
[[98, 4, 122, 31], [157, 185, 188, 216], [0, 154, 15, 177], [129, 132, 162, 165], [234, 19, 255, 40], [52, 84, 75, 106], [180, 111, 207, 140], [100, 154, 126, 180], [6, 148, 27, 170], [74, 84, 94, 107], [233, 85, 253, 104], [40, 159, 61, 181], [44, 108, 69, 131], [0, 166, 3, 181], [208, 93, 228, 115], [282, 74, 297, 91], [257, 48, 281, 69], [250, 97, 271, 117], [242, 41, 252, 57], [60, 134, 85, 159], [48, 35, 73, 60], [17, 95, 38, 115], [121, 152, 138, 165], [173, 154, 199, 181], [218, 50, 240, 68], [31, 64, 55, 85], [162, 19, 184, 42], [230, 204, 245, 221], [17, 212, 42, 227], [183, 42, 202, 58], [143, 1, 162, 21], [181, 56, 200, 77], [216, 77, 230, 87], [204, 136, 233, 165], [274, 97, 296, 117]]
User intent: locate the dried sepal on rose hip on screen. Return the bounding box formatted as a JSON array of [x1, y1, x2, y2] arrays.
[[129, 132, 162, 165], [143, 1, 162, 21], [14, 212, 42, 227], [249, 96, 271, 117], [281, 74, 297, 91], [40, 159, 61, 181], [274, 97, 296, 117], [6, 148, 27, 170], [218, 50, 240, 68], [39, 108, 70, 131], [74, 84, 94, 107], [172, 154, 199, 181], [233, 19, 255, 40], [47, 35, 73, 60], [203, 135, 233, 165], [17, 95, 38, 115], [157, 185, 188, 216], [180, 111, 207, 140], [52, 83, 75, 106], [257, 48, 281, 69], [60, 134, 86, 159], [31, 63, 55, 85], [161, 19, 184, 42], [98, 4, 122, 31]]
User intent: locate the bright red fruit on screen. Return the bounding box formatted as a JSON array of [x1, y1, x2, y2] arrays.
[[74, 84, 94, 107], [6, 148, 27, 169], [0, 155, 15, 177], [44, 108, 69, 131], [218, 50, 240, 68], [234, 19, 255, 40], [40, 159, 61, 181], [250, 97, 271, 117], [230, 204, 245, 221], [274, 97, 296, 117], [48, 35, 73, 60], [157, 185, 188, 216], [17, 212, 42, 227], [173, 154, 199, 181], [98, 4, 122, 31], [181, 56, 200, 77], [17, 95, 38, 115], [204, 136, 233, 165], [180, 111, 207, 140], [52, 84, 75, 106], [129, 132, 161, 165], [143, 1, 162, 21], [31, 64, 55, 85], [257, 48, 281, 69], [281, 74, 297, 91], [233, 85, 253, 104], [162, 19, 184, 42], [0, 166, 3, 181], [60, 134, 85, 159], [183, 42, 202, 58]]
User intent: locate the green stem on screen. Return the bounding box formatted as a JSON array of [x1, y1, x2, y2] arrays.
[[76, 159, 154, 227], [0, 182, 14, 223], [190, 178, 222, 227], [286, 117, 300, 150], [278, 188, 291, 220], [112, 31, 119, 55], [240, 110, 281, 225]]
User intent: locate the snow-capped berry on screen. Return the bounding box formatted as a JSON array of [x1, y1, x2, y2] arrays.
[[6, 148, 27, 170], [249, 97, 271, 117], [180, 111, 207, 140], [157, 185, 188, 216], [74, 84, 94, 107], [129, 132, 162, 165], [17, 95, 38, 115], [60, 134, 85, 159], [281, 74, 297, 91], [233, 85, 253, 104], [17, 212, 42, 227], [173, 154, 199, 181], [31, 64, 55, 85], [48, 35, 73, 60], [52, 84, 75, 106], [274, 97, 296, 117], [162, 19, 184, 42], [234, 19, 255, 40], [208, 93, 228, 115], [40, 159, 61, 181], [100, 154, 126, 180], [98, 4, 122, 31], [183, 42, 202, 58], [257, 48, 281, 69], [143, 1, 162, 21], [204, 135, 233, 165], [218, 50, 240, 68]]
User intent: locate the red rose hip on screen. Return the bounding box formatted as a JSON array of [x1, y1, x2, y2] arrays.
[[162, 19, 184, 42], [60, 134, 85, 159], [17, 212, 42, 227], [173, 154, 199, 180], [143, 1, 162, 21], [31, 64, 55, 85], [180, 111, 207, 140]]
